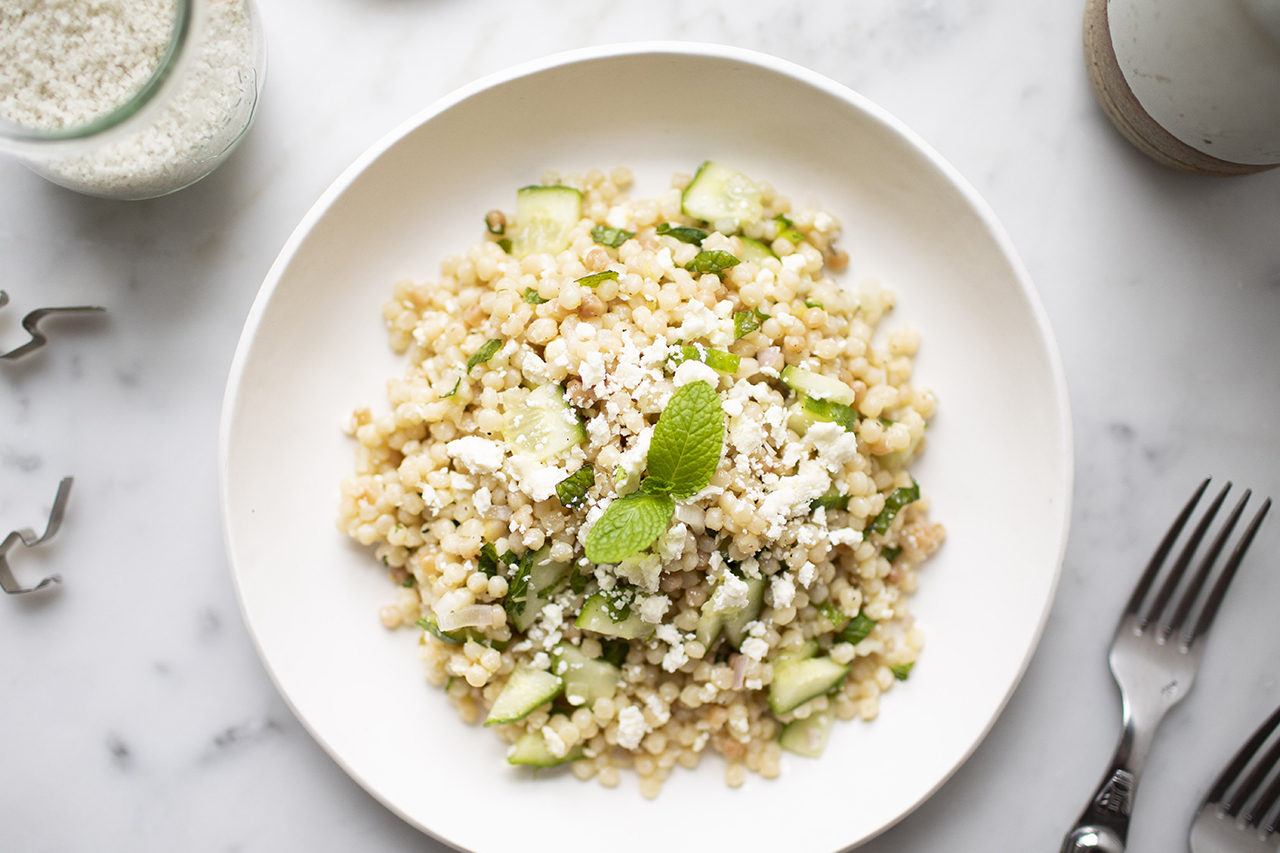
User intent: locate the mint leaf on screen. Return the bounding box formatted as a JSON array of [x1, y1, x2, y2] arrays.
[[656, 223, 708, 245], [733, 310, 759, 340], [577, 270, 619, 288], [497, 238, 512, 253], [584, 491, 675, 564], [817, 601, 847, 630], [685, 250, 740, 278], [503, 555, 533, 622], [870, 480, 920, 534], [523, 288, 547, 304], [439, 377, 462, 399], [891, 662, 914, 681], [881, 545, 902, 563], [838, 612, 876, 645], [478, 543, 502, 577], [591, 225, 634, 248], [804, 299, 823, 309], [556, 465, 594, 508], [802, 395, 858, 432], [466, 339, 502, 372], [810, 490, 850, 512], [774, 214, 804, 244], [647, 380, 724, 500]]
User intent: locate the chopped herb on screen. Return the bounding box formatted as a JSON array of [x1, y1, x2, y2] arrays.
[[669, 344, 741, 374], [891, 662, 914, 681], [590, 225, 634, 248], [804, 299, 823, 309], [584, 490, 674, 564], [870, 481, 920, 535], [523, 288, 547, 304], [817, 601, 848, 630], [417, 616, 464, 645], [556, 465, 595, 509], [602, 587, 634, 622], [600, 639, 629, 668], [439, 377, 462, 399], [733, 310, 760, 340], [810, 491, 851, 512], [881, 546, 902, 563], [774, 214, 804, 244], [655, 223, 708, 245], [401, 575, 416, 588], [503, 555, 533, 622], [838, 612, 877, 646], [577, 270, 620, 288], [568, 564, 591, 596], [802, 395, 858, 432], [497, 238, 512, 253], [478, 543, 502, 577], [685, 250, 740, 277], [465, 338, 502, 372], [879, 417, 896, 427], [484, 210, 506, 235]]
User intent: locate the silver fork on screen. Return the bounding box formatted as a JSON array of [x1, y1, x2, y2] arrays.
[[1061, 478, 1272, 853], [1191, 704, 1280, 852]]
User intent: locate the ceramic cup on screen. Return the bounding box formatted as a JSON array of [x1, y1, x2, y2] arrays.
[[1084, 0, 1280, 176]]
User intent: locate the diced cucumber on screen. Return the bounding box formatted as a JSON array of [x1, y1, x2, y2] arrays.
[[779, 709, 834, 758], [681, 162, 763, 230], [878, 431, 923, 471], [484, 665, 562, 726], [695, 573, 765, 650], [552, 643, 620, 706], [510, 546, 573, 632], [772, 639, 819, 663], [511, 186, 583, 258], [780, 365, 857, 405], [503, 384, 586, 462], [737, 236, 777, 263], [769, 654, 849, 715], [507, 729, 585, 767], [575, 593, 654, 640]]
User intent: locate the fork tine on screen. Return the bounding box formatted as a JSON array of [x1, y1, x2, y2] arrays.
[[1244, 752, 1280, 827], [1206, 704, 1280, 808], [1124, 477, 1211, 617], [1226, 728, 1280, 819], [1189, 496, 1272, 643], [1143, 482, 1230, 627], [1167, 489, 1250, 635]]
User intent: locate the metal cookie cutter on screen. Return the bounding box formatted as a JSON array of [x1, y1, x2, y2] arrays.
[[1, 477, 73, 594], [0, 290, 106, 360]]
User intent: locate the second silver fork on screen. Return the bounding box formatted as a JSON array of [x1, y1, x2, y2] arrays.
[[1061, 479, 1272, 853]]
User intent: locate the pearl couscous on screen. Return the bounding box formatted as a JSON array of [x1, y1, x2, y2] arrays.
[[337, 164, 945, 796]]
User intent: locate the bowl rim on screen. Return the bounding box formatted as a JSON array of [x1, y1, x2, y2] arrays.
[[218, 40, 1074, 850]]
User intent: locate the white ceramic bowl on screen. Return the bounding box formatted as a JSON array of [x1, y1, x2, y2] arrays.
[[220, 42, 1072, 853]]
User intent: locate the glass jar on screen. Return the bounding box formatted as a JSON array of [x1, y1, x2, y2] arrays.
[[0, 0, 266, 199]]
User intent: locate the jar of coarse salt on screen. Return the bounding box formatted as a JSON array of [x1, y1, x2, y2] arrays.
[[0, 0, 266, 199]]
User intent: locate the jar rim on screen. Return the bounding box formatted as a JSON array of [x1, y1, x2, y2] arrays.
[[0, 0, 195, 144]]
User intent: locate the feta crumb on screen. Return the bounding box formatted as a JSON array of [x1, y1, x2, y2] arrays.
[[579, 349, 608, 390], [541, 725, 568, 758], [829, 528, 864, 547], [445, 436, 504, 474], [797, 561, 816, 587], [531, 651, 550, 670], [741, 636, 769, 661], [673, 358, 720, 388], [616, 705, 648, 749], [645, 692, 671, 726], [616, 552, 663, 593], [771, 574, 796, 609], [711, 574, 750, 611], [639, 594, 671, 624], [615, 426, 653, 496], [473, 486, 492, 514]]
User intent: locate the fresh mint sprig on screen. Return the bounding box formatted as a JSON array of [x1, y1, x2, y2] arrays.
[[584, 380, 724, 563]]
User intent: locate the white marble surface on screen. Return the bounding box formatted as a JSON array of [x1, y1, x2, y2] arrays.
[[3, 1, 1279, 850]]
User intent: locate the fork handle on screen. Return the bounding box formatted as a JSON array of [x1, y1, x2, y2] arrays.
[[1060, 709, 1163, 853]]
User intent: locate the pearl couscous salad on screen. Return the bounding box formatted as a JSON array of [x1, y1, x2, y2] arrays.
[[337, 163, 945, 797]]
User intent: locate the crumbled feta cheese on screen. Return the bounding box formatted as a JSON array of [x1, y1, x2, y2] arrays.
[[829, 528, 864, 547], [740, 636, 769, 661], [782, 253, 808, 273], [639, 594, 671, 624], [771, 574, 796, 609], [730, 415, 765, 456], [450, 472, 473, 492], [758, 459, 831, 537], [616, 552, 663, 593], [579, 349, 607, 390], [615, 426, 653, 496], [605, 205, 630, 230], [673, 358, 720, 388], [808, 421, 861, 472], [586, 414, 610, 446], [541, 725, 568, 758], [656, 521, 688, 562], [445, 436, 503, 474], [473, 486, 492, 514], [616, 705, 648, 749], [711, 574, 750, 611], [645, 692, 671, 726], [797, 561, 816, 588], [531, 651, 550, 670]]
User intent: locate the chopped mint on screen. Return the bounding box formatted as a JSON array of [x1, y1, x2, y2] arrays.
[[733, 310, 760, 340], [577, 270, 619, 288], [497, 238, 512, 253], [670, 344, 740, 375], [568, 564, 591, 595], [465, 338, 502, 372], [401, 575, 416, 588], [583, 490, 675, 565], [556, 465, 595, 509], [804, 299, 823, 309], [439, 378, 461, 399], [656, 223, 708, 245], [523, 288, 547, 304], [881, 546, 902, 563], [503, 553, 533, 622], [417, 615, 464, 645], [891, 662, 914, 681], [645, 380, 725, 500], [817, 601, 847, 630], [810, 490, 851, 512], [478, 543, 503, 577], [685, 250, 740, 278], [870, 481, 920, 535], [602, 586, 635, 622], [591, 225, 634, 248], [802, 395, 858, 432], [600, 638, 629, 668], [774, 214, 804, 244], [484, 211, 506, 235], [838, 612, 876, 646]]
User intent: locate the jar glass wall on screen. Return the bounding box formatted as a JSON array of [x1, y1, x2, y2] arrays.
[[0, 0, 267, 200]]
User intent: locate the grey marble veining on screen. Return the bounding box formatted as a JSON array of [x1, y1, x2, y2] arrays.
[[3, 0, 1280, 850]]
